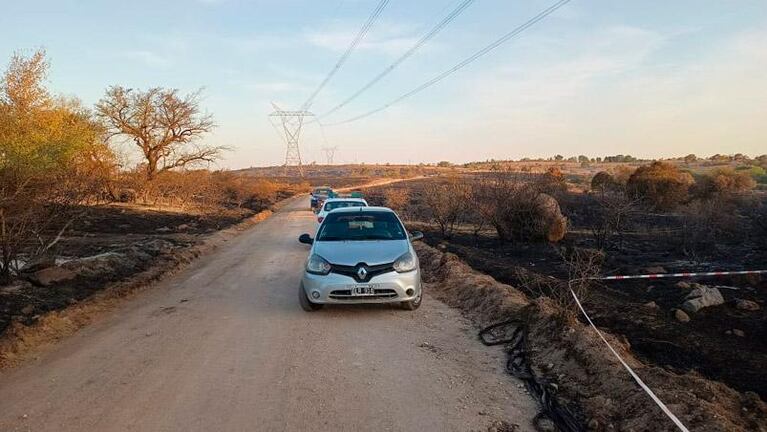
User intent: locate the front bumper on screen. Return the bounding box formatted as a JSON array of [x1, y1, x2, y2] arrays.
[[301, 268, 421, 304]]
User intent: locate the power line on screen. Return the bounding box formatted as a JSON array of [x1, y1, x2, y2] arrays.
[[325, 0, 573, 126], [316, 0, 476, 120], [301, 0, 390, 110]]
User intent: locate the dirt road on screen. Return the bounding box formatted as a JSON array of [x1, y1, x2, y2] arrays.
[[0, 197, 537, 432]]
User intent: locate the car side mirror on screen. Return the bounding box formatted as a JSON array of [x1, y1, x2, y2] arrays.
[[298, 234, 314, 245], [409, 231, 424, 242]]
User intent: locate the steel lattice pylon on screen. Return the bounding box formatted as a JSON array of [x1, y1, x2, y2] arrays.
[[321, 146, 338, 165], [269, 102, 315, 177]]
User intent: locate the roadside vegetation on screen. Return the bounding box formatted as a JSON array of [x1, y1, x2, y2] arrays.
[[365, 160, 767, 430], [0, 50, 310, 339]]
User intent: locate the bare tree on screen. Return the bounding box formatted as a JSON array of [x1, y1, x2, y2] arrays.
[[589, 190, 639, 250], [422, 177, 469, 238], [96, 86, 222, 180]]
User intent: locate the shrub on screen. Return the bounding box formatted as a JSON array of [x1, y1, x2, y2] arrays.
[[422, 177, 470, 238], [586, 191, 638, 250], [471, 174, 567, 242], [747, 201, 767, 249], [679, 197, 744, 260], [626, 162, 693, 210], [612, 165, 636, 185], [384, 188, 409, 213], [536, 167, 567, 196], [591, 171, 620, 193], [0, 50, 113, 282], [694, 168, 757, 199]]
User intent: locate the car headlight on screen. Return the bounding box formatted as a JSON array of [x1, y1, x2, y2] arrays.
[[393, 251, 417, 273], [306, 254, 331, 275]]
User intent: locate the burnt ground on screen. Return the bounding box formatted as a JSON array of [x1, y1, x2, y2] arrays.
[[417, 227, 767, 399], [0, 204, 261, 337], [364, 179, 767, 402]]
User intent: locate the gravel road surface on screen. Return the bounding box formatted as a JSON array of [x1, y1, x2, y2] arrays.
[[0, 197, 537, 431]]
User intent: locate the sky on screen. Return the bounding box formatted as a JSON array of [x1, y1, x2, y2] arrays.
[[1, 0, 766, 169]]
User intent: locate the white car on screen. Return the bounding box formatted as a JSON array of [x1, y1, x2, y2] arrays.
[[298, 206, 424, 311], [316, 198, 368, 224]]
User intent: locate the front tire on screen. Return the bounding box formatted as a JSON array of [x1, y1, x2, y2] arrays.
[[299, 284, 323, 312], [401, 290, 422, 310]]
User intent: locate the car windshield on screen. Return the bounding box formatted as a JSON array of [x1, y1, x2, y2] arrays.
[[317, 211, 406, 241], [324, 201, 366, 211], [313, 188, 332, 196]]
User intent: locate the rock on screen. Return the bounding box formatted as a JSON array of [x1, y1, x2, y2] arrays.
[[734, 299, 760, 311], [19, 254, 56, 274], [535, 417, 558, 432], [733, 329, 745, 337], [681, 286, 724, 313], [675, 281, 691, 289], [643, 301, 659, 309], [117, 224, 131, 229], [644, 266, 666, 274], [62, 252, 131, 278], [27, 266, 77, 286], [20, 305, 34, 315], [134, 239, 175, 256], [0, 283, 26, 295], [674, 309, 690, 322], [155, 226, 171, 233], [176, 224, 191, 231]]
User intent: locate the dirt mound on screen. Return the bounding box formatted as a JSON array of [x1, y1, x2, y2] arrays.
[[415, 242, 767, 432]]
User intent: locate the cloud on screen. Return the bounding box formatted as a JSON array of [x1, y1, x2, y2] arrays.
[[120, 50, 173, 68], [243, 81, 313, 94], [304, 21, 434, 56]]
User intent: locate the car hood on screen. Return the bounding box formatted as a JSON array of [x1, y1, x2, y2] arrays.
[[313, 240, 409, 266]]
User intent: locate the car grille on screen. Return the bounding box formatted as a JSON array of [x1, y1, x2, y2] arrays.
[[329, 289, 398, 300], [329, 262, 395, 282]]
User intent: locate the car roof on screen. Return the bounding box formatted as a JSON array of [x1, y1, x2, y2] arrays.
[[328, 206, 393, 213], [323, 198, 367, 203]]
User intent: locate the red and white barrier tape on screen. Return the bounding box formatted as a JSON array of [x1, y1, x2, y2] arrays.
[[595, 269, 767, 281], [570, 289, 690, 432]]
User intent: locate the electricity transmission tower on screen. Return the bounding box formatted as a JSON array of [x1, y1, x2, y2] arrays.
[[269, 102, 315, 177], [321, 146, 338, 165]]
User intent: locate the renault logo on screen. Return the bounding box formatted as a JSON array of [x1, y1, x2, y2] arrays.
[[357, 266, 368, 280]]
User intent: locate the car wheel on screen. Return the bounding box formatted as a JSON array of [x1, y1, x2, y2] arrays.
[[299, 284, 323, 312], [401, 289, 422, 311]]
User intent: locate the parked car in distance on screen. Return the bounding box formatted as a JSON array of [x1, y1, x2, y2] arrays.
[[310, 186, 333, 211], [316, 197, 368, 224], [297, 207, 424, 311]]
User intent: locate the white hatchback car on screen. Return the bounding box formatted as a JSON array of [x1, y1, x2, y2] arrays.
[[316, 197, 368, 224], [298, 207, 424, 311]]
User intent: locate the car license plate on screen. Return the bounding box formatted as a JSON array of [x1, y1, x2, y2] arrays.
[[350, 284, 377, 296]]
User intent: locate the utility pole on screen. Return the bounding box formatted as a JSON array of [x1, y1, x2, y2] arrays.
[[269, 102, 315, 177], [321, 146, 338, 165]]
